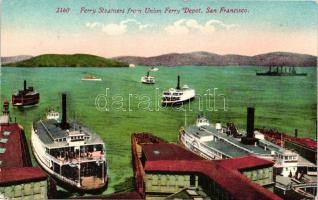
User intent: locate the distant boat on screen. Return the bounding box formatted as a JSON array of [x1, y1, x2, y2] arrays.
[[150, 66, 159, 72], [12, 80, 40, 106], [129, 64, 136, 68], [141, 71, 155, 84], [256, 66, 307, 76], [81, 75, 102, 81], [161, 75, 195, 105]]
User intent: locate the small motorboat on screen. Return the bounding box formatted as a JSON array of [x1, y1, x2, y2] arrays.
[[81, 75, 102, 81]]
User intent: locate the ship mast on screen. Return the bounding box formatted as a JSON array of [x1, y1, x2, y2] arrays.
[[184, 110, 187, 127]]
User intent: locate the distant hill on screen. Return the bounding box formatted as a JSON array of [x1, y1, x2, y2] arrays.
[[4, 54, 128, 67], [114, 52, 317, 67], [1, 55, 33, 65]]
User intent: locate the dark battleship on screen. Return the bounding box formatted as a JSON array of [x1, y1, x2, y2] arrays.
[[256, 66, 307, 76], [12, 80, 40, 106]]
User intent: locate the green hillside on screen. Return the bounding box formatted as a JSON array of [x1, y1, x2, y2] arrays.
[[4, 54, 128, 67]]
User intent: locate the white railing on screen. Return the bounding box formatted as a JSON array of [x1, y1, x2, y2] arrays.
[[49, 152, 105, 166]]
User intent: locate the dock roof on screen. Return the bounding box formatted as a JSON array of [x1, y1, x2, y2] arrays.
[[285, 137, 317, 151], [0, 123, 30, 168], [141, 143, 203, 161], [0, 123, 46, 185], [0, 167, 46, 186], [144, 157, 280, 200]]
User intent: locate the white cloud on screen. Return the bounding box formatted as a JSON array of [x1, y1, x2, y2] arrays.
[[164, 19, 238, 35], [86, 19, 152, 35], [86, 22, 100, 29]]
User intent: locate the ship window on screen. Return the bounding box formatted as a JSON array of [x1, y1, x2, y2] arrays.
[[153, 150, 160, 155], [190, 175, 196, 186], [0, 138, 8, 143], [63, 138, 66, 141], [0, 148, 6, 154], [2, 131, 11, 136]]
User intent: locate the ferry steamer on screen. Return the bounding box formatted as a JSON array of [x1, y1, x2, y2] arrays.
[[31, 94, 107, 191]]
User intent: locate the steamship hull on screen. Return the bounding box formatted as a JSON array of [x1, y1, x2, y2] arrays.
[[161, 96, 195, 106], [256, 72, 307, 76], [31, 126, 107, 191], [12, 93, 40, 106]]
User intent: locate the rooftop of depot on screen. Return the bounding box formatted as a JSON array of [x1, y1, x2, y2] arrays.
[[134, 133, 281, 200], [141, 143, 203, 161], [0, 122, 46, 186]]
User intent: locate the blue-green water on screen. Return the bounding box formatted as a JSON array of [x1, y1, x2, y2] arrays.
[[0, 66, 316, 195]]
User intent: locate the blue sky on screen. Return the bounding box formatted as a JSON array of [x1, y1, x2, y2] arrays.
[[2, 0, 317, 57], [3, 0, 317, 31]]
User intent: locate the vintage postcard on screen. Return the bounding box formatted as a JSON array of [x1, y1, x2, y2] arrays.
[[0, 0, 317, 199]]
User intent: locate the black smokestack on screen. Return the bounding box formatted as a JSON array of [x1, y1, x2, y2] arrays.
[[246, 107, 255, 138], [60, 93, 69, 129], [241, 107, 258, 145], [147, 71, 149, 77], [294, 129, 298, 138], [24, 80, 27, 91], [176, 75, 180, 89]]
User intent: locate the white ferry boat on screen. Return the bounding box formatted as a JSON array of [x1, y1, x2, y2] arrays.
[[162, 76, 195, 105], [150, 66, 159, 72], [31, 94, 107, 191], [141, 71, 155, 84], [179, 108, 315, 177]]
